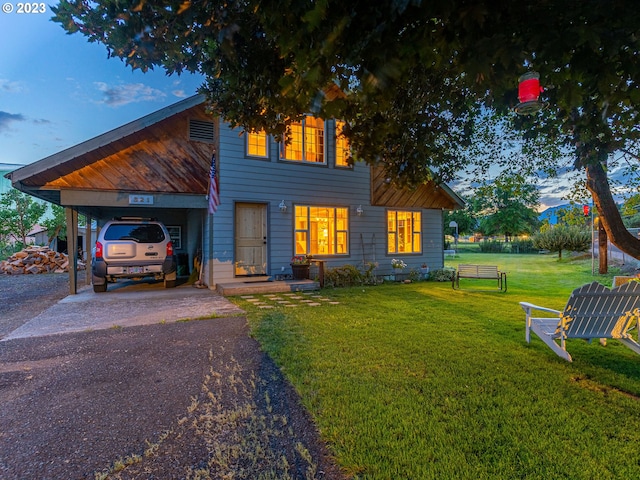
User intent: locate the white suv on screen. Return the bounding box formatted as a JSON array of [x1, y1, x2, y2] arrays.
[[92, 218, 177, 293]]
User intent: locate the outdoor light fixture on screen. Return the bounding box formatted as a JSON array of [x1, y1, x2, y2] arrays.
[[279, 200, 287, 212], [356, 205, 364, 216], [515, 71, 544, 115]]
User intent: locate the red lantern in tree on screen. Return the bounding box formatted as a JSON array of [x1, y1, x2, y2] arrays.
[[515, 71, 544, 115], [583, 205, 590, 217]]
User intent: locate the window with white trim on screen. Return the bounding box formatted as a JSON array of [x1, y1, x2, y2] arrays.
[[280, 116, 325, 163], [246, 130, 268, 157], [387, 210, 422, 254], [295, 205, 349, 255]]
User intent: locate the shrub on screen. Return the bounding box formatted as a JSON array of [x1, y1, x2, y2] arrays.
[[510, 239, 536, 254], [479, 240, 504, 253], [532, 226, 591, 259], [324, 262, 378, 288], [429, 267, 456, 282]]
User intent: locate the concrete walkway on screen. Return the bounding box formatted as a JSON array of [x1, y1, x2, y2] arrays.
[[2, 281, 244, 341]]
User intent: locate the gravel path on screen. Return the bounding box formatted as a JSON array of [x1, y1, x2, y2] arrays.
[[0, 274, 343, 479]]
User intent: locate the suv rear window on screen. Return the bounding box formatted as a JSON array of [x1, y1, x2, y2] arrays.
[[103, 224, 166, 243]]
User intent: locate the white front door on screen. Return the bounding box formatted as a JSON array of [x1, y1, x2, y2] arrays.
[[235, 202, 267, 276]]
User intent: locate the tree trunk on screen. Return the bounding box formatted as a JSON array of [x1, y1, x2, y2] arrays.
[[598, 219, 608, 274], [586, 162, 640, 259]]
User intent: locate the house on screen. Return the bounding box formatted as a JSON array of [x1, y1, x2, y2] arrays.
[[5, 95, 464, 293]]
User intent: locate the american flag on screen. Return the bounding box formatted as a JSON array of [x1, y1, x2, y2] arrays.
[[208, 153, 220, 214]]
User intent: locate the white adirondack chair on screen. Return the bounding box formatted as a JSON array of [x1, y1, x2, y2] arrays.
[[520, 281, 640, 362]]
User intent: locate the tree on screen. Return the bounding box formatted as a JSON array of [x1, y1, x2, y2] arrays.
[[41, 204, 67, 246], [52, 1, 640, 257], [532, 226, 591, 260], [473, 173, 540, 241], [0, 189, 47, 247], [444, 205, 477, 237]]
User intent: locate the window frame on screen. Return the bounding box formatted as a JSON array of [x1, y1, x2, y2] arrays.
[[387, 210, 422, 254], [246, 130, 269, 158], [335, 120, 352, 168], [280, 116, 326, 164], [294, 205, 349, 256]]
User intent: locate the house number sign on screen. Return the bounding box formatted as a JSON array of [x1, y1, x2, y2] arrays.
[[128, 194, 154, 205]]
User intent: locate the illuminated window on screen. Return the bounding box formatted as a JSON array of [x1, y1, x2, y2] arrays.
[[387, 210, 422, 254], [247, 130, 268, 157], [335, 120, 351, 167], [280, 116, 325, 163], [295, 205, 349, 255]]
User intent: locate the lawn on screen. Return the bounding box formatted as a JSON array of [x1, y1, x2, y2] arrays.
[[233, 253, 640, 479]]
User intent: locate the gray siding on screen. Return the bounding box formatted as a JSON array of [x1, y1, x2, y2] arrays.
[[208, 120, 445, 285]]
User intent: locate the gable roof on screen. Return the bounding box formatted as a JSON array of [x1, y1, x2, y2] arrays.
[[7, 94, 463, 211], [6, 95, 209, 204]]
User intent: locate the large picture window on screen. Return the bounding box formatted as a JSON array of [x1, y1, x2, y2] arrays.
[[247, 130, 268, 157], [387, 210, 422, 254], [295, 205, 349, 255], [335, 120, 351, 167], [280, 116, 325, 163]]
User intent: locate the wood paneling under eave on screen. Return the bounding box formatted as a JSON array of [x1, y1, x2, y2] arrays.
[[38, 106, 215, 194], [370, 165, 460, 210]]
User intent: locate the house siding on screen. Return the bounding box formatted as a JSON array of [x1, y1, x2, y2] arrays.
[[207, 119, 446, 285]]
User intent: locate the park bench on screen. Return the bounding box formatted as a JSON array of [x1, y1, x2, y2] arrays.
[[452, 264, 507, 292], [520, 281, 640, 362]]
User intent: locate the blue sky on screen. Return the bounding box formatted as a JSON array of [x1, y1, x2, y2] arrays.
[[0, 5, 203, 167]]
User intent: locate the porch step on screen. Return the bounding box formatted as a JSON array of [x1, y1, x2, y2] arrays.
[[215, 279, 320, 296]]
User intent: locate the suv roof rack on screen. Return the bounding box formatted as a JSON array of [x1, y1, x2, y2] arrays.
[[114, 216, 156, 221]]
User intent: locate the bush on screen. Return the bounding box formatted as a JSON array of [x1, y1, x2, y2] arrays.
[[532, 226, 591, 259], [479, 240, 504, 253], [509, 239, 536, 254], [429, 267, 456, 282], [324, 262, 378, 288]]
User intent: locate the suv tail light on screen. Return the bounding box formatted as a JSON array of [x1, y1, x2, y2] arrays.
[[166, 241, 174, 256], [95, 241, 103, 259]]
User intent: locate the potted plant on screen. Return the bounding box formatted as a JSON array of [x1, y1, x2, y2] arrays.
[[290, 255, 310, 280], [420, 263, 430, 280], [391, 258, 407, 281]]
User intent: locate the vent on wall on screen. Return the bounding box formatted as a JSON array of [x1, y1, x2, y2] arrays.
[[189, 119, 215, 143]]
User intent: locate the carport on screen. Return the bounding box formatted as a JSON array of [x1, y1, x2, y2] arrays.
[[5, 95, 214, 293]]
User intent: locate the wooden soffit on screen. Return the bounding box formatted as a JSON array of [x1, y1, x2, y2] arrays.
[[370, 165, 464, 210], [11, 96, 214, 199]]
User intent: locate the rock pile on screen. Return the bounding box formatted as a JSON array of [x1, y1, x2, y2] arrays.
[[0, 246, 85, 275]]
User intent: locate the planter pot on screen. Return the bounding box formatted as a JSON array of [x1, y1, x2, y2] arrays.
[[291, 264, 310, 280], [392, 270, 407, 282]]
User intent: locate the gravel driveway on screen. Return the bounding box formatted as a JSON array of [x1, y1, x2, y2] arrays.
[[0, 274, 343, 479]]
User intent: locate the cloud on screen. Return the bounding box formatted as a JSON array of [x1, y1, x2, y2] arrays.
[[0, 111, 26, 132], [172, 89, 187, 98], [0, 79, 24, 93], [94, 82, 167, 106]]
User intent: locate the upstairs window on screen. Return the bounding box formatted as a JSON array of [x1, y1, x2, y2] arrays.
[[335, 120, 351, 167], [295, 205, 349, 256], [280, 116, 325, 164], [387, 210, 422, 254], [247, 130, 268, 157]]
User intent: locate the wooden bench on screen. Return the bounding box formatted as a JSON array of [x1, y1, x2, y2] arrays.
[[452, 264, 507, 292], [520, 281, 640, 362]]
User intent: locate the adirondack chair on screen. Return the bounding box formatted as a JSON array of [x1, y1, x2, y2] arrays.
[[520, 281, 640, 362]]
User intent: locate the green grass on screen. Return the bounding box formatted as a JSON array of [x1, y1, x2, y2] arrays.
[[232, 253, 640, 479]]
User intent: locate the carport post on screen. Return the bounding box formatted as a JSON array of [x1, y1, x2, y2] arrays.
[[65, 207, 79, 295], [84, 214, 92, 286]]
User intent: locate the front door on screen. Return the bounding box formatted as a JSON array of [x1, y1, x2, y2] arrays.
[[235, 202, 267, 276]]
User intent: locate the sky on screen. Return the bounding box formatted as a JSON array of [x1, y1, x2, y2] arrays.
[[0, 5, 203, 168]]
